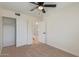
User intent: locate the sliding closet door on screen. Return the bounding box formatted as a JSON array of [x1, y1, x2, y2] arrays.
[[3, 17, 16, 47]]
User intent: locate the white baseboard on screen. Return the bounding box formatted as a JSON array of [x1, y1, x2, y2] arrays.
[[47, 42, 78, 57]]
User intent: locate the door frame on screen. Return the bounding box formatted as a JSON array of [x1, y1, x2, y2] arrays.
[[2, 17, 16, 47]]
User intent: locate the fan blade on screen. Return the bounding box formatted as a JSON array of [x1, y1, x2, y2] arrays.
[[30, 2, 38, 5], [44, 4, 56, 7], [38, 2, 44, 6], [42, 9, 46, 13], [30, 6, 38, 11]]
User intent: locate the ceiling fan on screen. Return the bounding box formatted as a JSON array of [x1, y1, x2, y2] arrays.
[[30, 2, 56, 13]]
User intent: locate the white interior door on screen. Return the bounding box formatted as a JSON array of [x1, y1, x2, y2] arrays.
[[38, 21, 47, 43], [3, 17, 16, 47]]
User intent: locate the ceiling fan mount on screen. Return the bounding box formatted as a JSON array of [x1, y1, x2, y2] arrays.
[[30, 2, 56, 13]]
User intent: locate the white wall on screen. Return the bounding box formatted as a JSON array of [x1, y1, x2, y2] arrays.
[[0, 7, 37, 49], [0, 17, 2, 55], [16, 14, 28, 47], [41, 3, 79, 56], [27, 18, 33, 44]]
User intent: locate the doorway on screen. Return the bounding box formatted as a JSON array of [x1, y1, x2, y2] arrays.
[[38, 20, 47, 44], [2, 17, 16, 47]]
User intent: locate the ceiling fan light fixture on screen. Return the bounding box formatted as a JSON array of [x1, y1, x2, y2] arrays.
[[36, 22, 38, 25], [38, 6, 44, 10], [30, 2, 56, 13]]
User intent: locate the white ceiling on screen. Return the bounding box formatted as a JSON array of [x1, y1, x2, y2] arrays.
[[0, 2, 74, 17]]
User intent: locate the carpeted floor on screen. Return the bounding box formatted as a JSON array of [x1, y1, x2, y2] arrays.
[[0, 43, 76, 57]]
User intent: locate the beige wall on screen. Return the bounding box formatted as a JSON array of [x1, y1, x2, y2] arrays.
[[39, 3, 79, 56]]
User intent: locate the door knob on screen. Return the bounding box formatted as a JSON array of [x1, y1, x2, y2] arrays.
[[43, 32, 46, 34]]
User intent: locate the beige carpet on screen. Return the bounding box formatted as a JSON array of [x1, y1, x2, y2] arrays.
[[0, 43, 76, 57]]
